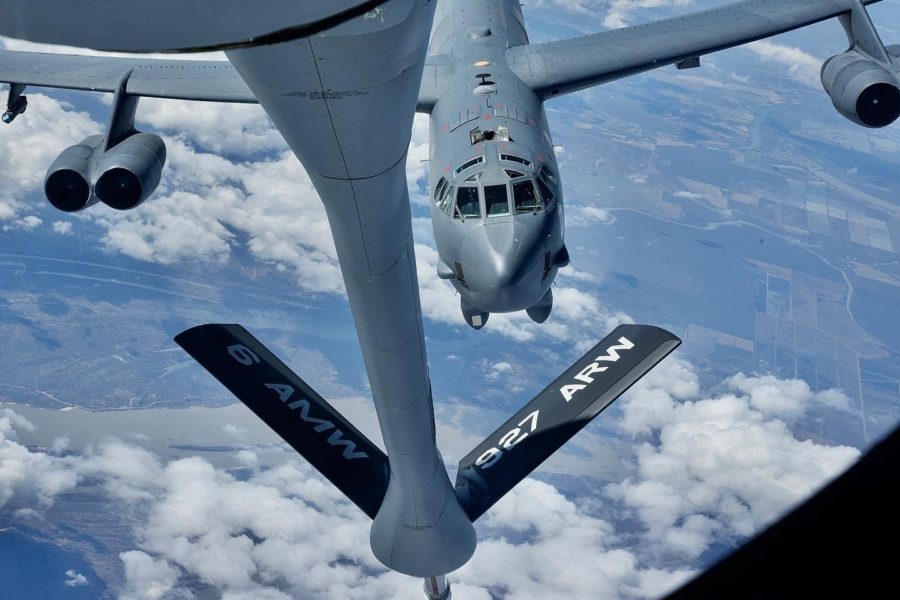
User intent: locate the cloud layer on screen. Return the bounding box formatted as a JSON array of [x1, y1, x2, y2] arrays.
[[609, 359, 860, 559], [1, 357, 862, 599]]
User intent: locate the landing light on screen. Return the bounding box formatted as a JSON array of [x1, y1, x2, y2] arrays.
[[473, 60, 491, 67]]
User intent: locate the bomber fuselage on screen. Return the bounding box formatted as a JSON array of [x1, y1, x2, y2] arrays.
[[426, 0, 567, 327]]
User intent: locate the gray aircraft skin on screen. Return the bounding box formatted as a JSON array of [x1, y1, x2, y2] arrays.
[[2, 0, 898, 596], [425, 0, 567, 329]]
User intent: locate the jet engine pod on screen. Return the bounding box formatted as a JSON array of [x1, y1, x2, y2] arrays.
[[821, 50, 900, 128], [43, 135, 105, 212], [94, 133, 167, 210]]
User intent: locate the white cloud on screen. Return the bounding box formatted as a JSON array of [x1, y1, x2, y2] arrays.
[[50, 436, 70, 454], [78, 439, 165, 502], [0, 408, 78, 510], [673, 191, 702, 200], [91, 141, 344, 294], [0, 92, 97, 222], [745, 40, 822, 89], [0, 198, 18, 221], [235, 450, 259, 469], [569, 205, 613, 226], [729, 373, 853, 420], [406, 113, 431, 207], [4, 215, 42, 231], [602, 0, 696, 29], [222, 424, 250, 439], [0, 363, 868, 600], [609, 359, 861, 559], [119, 551, 187, 600], [136, 99, 284, 156], [52, 220, 73, 235], [460, 479, 694, 599], [485, 361, 521, 390], [64, 569, 89, 587]]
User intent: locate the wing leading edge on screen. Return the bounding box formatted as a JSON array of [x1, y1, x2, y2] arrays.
[[0, 50, 256, 103], [508, 0, 884, 100]]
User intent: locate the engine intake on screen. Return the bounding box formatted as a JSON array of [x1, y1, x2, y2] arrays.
[[821, 50, 900, 128], [94, 133, 167, 211], [43, 135, 104, 212]]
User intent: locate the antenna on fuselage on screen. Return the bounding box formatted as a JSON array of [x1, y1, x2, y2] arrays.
[[474, 73, 495, 86]]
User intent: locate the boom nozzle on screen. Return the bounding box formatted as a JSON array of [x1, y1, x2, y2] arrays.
[[423, 576, 451, 600]]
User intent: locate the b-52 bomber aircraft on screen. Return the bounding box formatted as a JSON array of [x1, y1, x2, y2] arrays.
[[1, 0, 897, 597]]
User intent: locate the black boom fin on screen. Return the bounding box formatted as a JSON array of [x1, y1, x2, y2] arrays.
[[175, 324, 390, 519], [455, 324, 680, 521]]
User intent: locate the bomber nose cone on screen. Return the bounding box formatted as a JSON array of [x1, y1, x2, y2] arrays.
[[459, 221, 521, 289], [458, 221, 545, 312]]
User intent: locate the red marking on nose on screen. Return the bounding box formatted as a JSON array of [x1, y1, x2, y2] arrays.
[[484, 115, 493, 120], [443, 165, 450, 174]]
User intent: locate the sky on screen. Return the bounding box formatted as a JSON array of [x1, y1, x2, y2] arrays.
[[1, 1, 897, 598]]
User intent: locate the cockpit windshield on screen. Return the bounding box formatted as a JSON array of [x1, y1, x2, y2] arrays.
[[513, 180, 540, 213], [484, 184, 510, 216], [456, 186, 480, 218]]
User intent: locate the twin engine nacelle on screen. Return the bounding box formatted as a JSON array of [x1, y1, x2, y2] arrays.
[[821, 50, 900, 128], [44, 132, 167, 213]]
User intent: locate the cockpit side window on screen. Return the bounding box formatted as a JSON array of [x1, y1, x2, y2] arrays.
[[537, 165, 557, 205], [438, 186, 454, 214], [535, 176, 553, 204], [456, 186, 481, 219], [513, 180, 540, 214], [484, 184, 510, 216], [539, 165, 557, 186], [434, 177, 454, 215], [433, 177, 448, 203]]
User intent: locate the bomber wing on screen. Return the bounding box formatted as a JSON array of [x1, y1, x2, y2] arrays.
[[508, 0, 883, 100]]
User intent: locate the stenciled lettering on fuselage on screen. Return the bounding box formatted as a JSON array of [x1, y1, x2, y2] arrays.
[[559, 337, 635, 402], [226, 343, 369, 460]]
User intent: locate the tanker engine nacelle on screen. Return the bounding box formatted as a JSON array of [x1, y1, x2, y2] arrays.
[[821, 49, 900, 128], [43, 132, 167, 212], [44, 134, 105, 212]]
